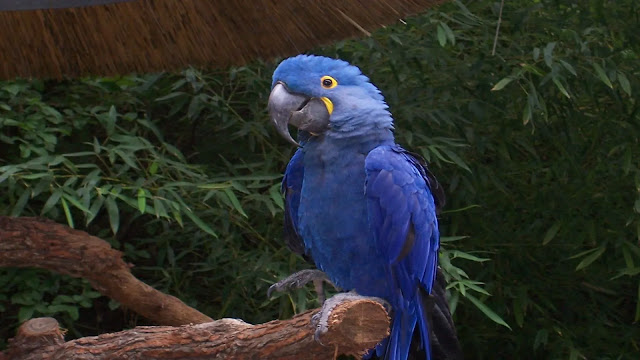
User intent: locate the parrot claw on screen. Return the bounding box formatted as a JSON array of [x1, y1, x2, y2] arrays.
[[311, 292, 391, 345], [267, 269, 336, 303]]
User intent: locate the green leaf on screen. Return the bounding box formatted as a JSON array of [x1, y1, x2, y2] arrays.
[[183, 208, 217, 237], [137, 188, 147, 214], [106, 105, 117, 135], [491, 77, 513, 91], [542, 222, 561, 245], [223, 188, 248, 218], [11, 188, 31, 217], [617, 71, 632, 96], [559, 60, 577, 76], [441, 22, 455, 45], [592, 63, 613, 88], [269, 184, 284, 210], [18, 306, 34, 322], [153, 197, 169, 219], [41, 189, 62, 215], [575, 244, 606, 270], [436, 24, 446, 46], [543, 42, 556, 67], [552, 77, 570, 98], [522, 102, 532, 125], [148, 161, 159, 175], [465, 293, 511, 330], [450, 250, 490, 262], [105, 196, 120, 234], [440, 236, 469, 243], [60, 197, 74, 228], [533, 329, 548, 350], [62, 193, 92, 215]]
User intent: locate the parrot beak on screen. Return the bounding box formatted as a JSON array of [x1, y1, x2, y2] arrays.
[[268, 82, 331, 147]]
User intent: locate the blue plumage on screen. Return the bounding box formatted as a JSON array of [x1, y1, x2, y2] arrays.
[[273, 55, 442, 360]]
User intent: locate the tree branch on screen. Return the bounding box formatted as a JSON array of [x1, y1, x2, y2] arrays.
[[0, 216, 212, 326], [4, 298, 389, 360], [0, 216, 391, 359]]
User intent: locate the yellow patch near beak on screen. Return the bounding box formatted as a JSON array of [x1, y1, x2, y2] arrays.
[[320, 97, 333, 115]]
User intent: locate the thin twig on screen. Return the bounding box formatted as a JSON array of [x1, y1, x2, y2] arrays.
[[492, 0, 506, 56]]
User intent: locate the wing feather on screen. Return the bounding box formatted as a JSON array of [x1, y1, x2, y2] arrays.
[[282, 148, 309, 260], [365, 145, 440, 299]]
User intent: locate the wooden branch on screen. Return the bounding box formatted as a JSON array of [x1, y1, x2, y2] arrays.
[[4, 298, 390, 360], [0, 216, 212, 326], [0, 216, 391, 358]]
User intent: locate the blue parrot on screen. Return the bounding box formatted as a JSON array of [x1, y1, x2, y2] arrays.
[[268, 55, 461, 360]]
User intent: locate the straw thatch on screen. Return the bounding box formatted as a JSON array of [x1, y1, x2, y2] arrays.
[[0, 0, 447, 80]]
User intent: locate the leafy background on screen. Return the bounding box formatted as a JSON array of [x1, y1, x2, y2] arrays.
[[1, 0, 639, 358]]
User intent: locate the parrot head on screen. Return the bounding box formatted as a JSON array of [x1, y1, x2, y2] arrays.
[[268, 55, 393, 146]]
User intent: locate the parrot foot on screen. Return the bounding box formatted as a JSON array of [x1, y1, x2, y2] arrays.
[[267, 269, 336, 304], [311, 292, 391, 345]]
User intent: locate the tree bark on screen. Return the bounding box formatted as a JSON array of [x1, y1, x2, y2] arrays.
[[4, 298, 389, 360], [0, 216, 391, 359], [0, 216, 212, 326]]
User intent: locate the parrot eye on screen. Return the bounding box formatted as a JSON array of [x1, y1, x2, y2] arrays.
[[321, 76, 338, 89]]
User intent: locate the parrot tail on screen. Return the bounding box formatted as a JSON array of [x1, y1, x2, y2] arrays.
[[367, 270, 463, 360]]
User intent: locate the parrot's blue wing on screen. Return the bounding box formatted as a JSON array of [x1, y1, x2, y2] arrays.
[[282, 148, 308, 259], [365, 145, 440, 360]]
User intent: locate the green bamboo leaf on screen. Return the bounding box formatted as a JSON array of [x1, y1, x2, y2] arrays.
[[269, 184, 284, 210], [105, 196, 120, 234], [41, 189, 62, 215], [223, 188, 248, 218], [137, 188, 147, 214], [440, 236, 469, 243], [552, 77, 571, 98], [592, 63, 613, 88], [148, 161, 159, 175], [543, 42, 556, 67], [60, 197, 74, 228], [106, 105, 117, 135], [522, 102, 532, 125], [441, 22, 455, 45], [451, 250, 489, 262], [440, 149, 471, 173], [491, 77, 513, 91], [437, 24, 446, 46], [183, 208, 217, 237], [0, 166, 18, 184], [11, 188, 31, 216], [62, 193, 92, 215], [114, 149, 139, 169], [458, 281, 490, 296], [542, 222, 561, 245], [513, 295, 525, 328], [86, 195, 105, 225], [575, 244, 606, 270], [559, 60, 577, 76], [465, 293, 511, 330], [617, 71, 632, 96], [153, 197, 169, 219]]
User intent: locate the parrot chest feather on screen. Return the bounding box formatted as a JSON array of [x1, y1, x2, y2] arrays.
[[298, 136, 392, 296]]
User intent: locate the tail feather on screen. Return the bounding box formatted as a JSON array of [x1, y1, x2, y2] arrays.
[[366, 268, 463, 360], [385, 310, 418, 360]]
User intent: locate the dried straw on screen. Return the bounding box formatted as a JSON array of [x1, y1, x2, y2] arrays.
[[0, 0, 446, 79]]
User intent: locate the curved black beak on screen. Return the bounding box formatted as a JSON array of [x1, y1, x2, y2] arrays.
[[268, 82, 331, 147]]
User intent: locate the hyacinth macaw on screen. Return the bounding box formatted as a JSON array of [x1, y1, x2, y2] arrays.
[[268, 55, 461, 360]]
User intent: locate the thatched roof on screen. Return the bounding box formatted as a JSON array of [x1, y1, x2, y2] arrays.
[[0, 0, 446, 80]]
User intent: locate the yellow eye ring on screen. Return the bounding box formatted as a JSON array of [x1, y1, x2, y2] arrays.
[[321, 75, 338, 89]]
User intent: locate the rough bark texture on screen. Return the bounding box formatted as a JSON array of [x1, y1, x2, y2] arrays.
[[0, 216, 212, 326], [0, 216, 391, 359], [3, 299, 389, 360]]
